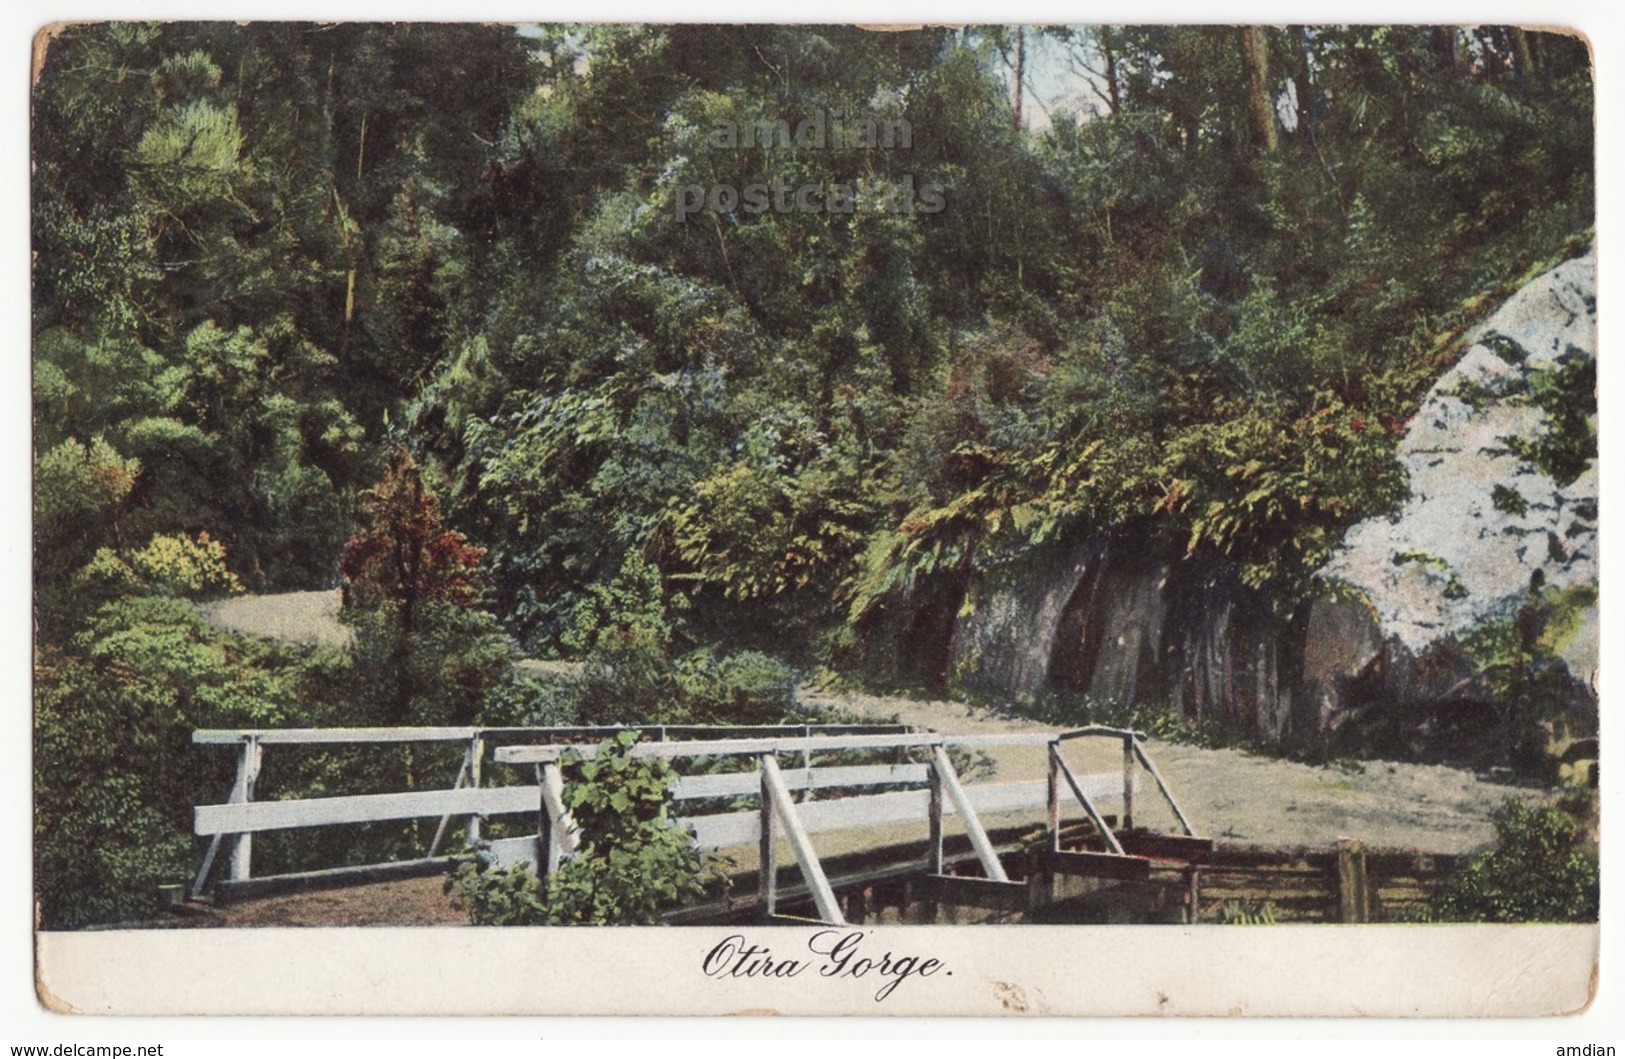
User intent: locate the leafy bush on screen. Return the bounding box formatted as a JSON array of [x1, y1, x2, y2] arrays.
[[1501, 347, 1596, 487], [342, 600, 517, 727], [79, 531, 244, 603], [446, 731, 725, 924], [337, 448, 518, 726], [1430, 794, 1598, 922], [476, 671, 583, 729], [573, 634, 801, 728], [34, 595, 301, 927], [1461, 586, 1597, 778], [674, 648, 798, 724]]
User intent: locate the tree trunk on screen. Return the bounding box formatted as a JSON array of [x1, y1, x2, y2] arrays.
[[1240, 27, 1277, 154], [1292, 26, 1315, 143], [1512, 27, 1538, 90], [1012, 26, 1026, 131], [1099, 27, 1121, 115]]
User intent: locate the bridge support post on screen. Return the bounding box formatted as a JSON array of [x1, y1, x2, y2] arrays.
[[928, 762, 944, 874], [465, 734, 485, 847], [1047, 744, 1061, 852], [1051, 742, 1126, 856], [1122, 734, 1136, 832], [759, 762, 777, 915], [228, 736, 262, 884], [536, 755, 574, 877], [760, 754, 845, 924], [929, 746, 1009, 882], [428, 734, 484, 857]]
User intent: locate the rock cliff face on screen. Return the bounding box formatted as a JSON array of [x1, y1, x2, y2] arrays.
[[1321, 248, 1597, 693], [942, 248, 1597, 752]]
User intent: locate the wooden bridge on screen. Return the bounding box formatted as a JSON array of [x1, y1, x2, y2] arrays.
[[190, 723, 1211, 924]]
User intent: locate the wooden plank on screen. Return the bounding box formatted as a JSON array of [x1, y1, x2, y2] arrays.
[[486, 835, 543, 870], [1118, 833, 1215, 864], [1133, 740, 1197, 836], [196, 722, 918, 747], [190, 738, 254, 897], [194, 727, 479, 745], [928, 765, 944, 874], [679, 777, 1117, 851], [932, 733, 1057, 748], [930, 746, 1008, 882], [1055, 725, 1145, 743], [673, 763, 929, 801], [539, 764, 578, 855], [1205, 848, 1336, 869], [1121, 735, 1136, 831], [1053, 749, 1126, 856], [1337, 838, 1371, 924], [759, 767, 776, 913], [658, 724, 910, 740], [195, 785, 541, 835], [1046, 750, 1062, 854], [496, 732, 945, 764], [686, 809, 763, 850], [760, 755, 845, 925], [466, 734, 485, 846], [427, 738, 476, 857], [228, 739, 262, 882], [918, 873, 1030, 912], [1047, 850, 1153, 882], [212, 856, 456, 902]]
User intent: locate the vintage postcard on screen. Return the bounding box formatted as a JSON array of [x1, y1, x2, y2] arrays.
[[29, 21, 1601, 1018]]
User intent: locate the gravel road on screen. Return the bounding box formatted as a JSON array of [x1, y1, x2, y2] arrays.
[[798, 687, 1543, 854]]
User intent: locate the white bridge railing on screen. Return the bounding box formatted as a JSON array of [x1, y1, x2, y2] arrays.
[[192, 723, 1197, 921], [188, 722, 907, 898]]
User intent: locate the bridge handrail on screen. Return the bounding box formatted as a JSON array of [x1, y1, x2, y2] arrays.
[[1054, 725, 1148, 742], [193, 722, 912, 746], [188, 722, 1191, 908]]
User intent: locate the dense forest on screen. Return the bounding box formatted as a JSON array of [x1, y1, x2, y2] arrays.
[[33, 24, 1593, 927]]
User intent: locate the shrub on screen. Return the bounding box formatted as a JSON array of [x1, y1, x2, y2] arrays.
[[446, 731, 725, 924], [33, 596, 300, 927], [674, 648, 798, 724], [1430, 793, 1598, 922], [79, 531, 244, 603]]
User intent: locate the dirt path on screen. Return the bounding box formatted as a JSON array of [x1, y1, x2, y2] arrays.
[[799, 687, 1542, 854]]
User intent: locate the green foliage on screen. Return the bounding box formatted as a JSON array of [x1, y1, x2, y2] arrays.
[[1460, 585, 1596, 777], [1219, 900, 1279, 925], [34, 436, 140, 560], [674, 648, 798, 724], [1158, 391, 1410, 596], [446, 731, 725, 924], [1392, 551, 1468, 600], [1500, 347, 1596, 486], [80, 531, 244, 602], [1430, 794, 1598, 922], [34, 594, 301, 927], [336, 449, 515, 726], [476, 672, 583, 729], [131, 100, 247, 212], [341, 601, 516, 727], [445, 856, 552, 926], [1491, 484, 1529, 517]]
